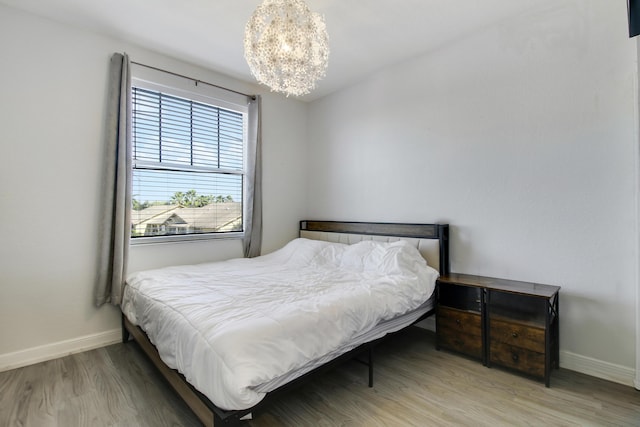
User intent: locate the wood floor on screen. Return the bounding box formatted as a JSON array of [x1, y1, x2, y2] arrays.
[[1, 327, 639, 426]]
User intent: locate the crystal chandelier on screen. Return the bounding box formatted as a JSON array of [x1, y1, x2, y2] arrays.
[[244, 0, 329, 97]]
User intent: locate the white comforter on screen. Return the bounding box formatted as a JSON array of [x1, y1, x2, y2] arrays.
[[122, 238, 439, 410]]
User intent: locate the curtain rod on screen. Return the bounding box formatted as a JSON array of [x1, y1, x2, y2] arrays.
[[131, 61, 256, 100]]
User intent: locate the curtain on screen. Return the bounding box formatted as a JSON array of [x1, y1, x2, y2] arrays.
[[243, 95, 263, 258], [95, 53, 132, 307]]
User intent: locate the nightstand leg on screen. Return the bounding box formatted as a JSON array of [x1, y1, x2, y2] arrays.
[[483, 289, 489, 367], [555, 293, 560, 369]]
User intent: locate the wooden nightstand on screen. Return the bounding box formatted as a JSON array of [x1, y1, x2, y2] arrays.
[[436, 273, 560, 387]]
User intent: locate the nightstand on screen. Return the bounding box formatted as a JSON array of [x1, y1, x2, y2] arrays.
[[436, 273, 560, 387]]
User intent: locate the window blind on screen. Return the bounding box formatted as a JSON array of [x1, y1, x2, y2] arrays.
[[131, 87, 245, 238]]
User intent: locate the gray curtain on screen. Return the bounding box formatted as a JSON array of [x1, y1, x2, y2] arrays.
[[243, 95, 263, 258], [95, 53, 132, 307]]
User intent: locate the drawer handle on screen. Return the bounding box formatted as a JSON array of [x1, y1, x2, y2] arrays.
[[512, 332, 519, 338], [455, 319, 461, 325], [512, 353, 519, 362]]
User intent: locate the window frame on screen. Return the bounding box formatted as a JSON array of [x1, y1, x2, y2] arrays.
[[130, 66, 250, 245]]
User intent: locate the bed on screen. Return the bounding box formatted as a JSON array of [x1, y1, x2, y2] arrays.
[[121, 220, 450, 426]]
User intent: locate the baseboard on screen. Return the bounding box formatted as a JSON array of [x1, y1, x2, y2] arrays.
[[0, 329, 121, 373], [560, 350, 636, 387]]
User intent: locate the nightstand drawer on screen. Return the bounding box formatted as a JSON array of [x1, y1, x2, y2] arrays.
[[437, 307, 482, 336], [437, 306, 483, 360], [489, 318, 545, 353], [438, 329, 483, 359], [489, 341, 545, 378]]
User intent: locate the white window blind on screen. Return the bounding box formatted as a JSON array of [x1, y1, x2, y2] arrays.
[[130, 86, 246, 239]]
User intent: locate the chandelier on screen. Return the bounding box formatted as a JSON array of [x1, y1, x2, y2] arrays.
[[244, 0, 329, 97]]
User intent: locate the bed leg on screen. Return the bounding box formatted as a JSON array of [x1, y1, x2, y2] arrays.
[[368, 347, 374, 387], [121, 314, 131, 343]]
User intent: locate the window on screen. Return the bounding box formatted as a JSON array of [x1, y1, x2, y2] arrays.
[[130, 71, 248, 241]]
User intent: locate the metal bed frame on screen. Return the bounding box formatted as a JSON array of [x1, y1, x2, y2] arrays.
[[122, 220, 450, 426]]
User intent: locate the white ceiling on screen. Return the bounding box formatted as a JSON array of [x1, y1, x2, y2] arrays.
[[0, 0, 550, 101]]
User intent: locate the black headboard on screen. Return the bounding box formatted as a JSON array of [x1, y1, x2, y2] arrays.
[[300, 220, 450, 275]]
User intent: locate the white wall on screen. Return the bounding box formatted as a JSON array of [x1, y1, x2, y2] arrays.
[[307, 1, 638, 384], [0, 5, 308, 368]]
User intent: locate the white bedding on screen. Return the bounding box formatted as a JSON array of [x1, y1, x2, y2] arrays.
[[122, 238, 439, 410]]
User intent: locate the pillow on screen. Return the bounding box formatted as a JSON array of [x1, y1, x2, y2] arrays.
[[277, 238, 433, 280], [339, 240, 379, 271], [340, 240, 427, 276], [276, 238, 346, 267]]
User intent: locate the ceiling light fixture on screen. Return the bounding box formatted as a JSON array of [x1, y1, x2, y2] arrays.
[[244, 0, 329, 97]]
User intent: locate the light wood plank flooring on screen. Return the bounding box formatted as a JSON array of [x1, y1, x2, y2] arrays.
[[1, 327, 639, 426]]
